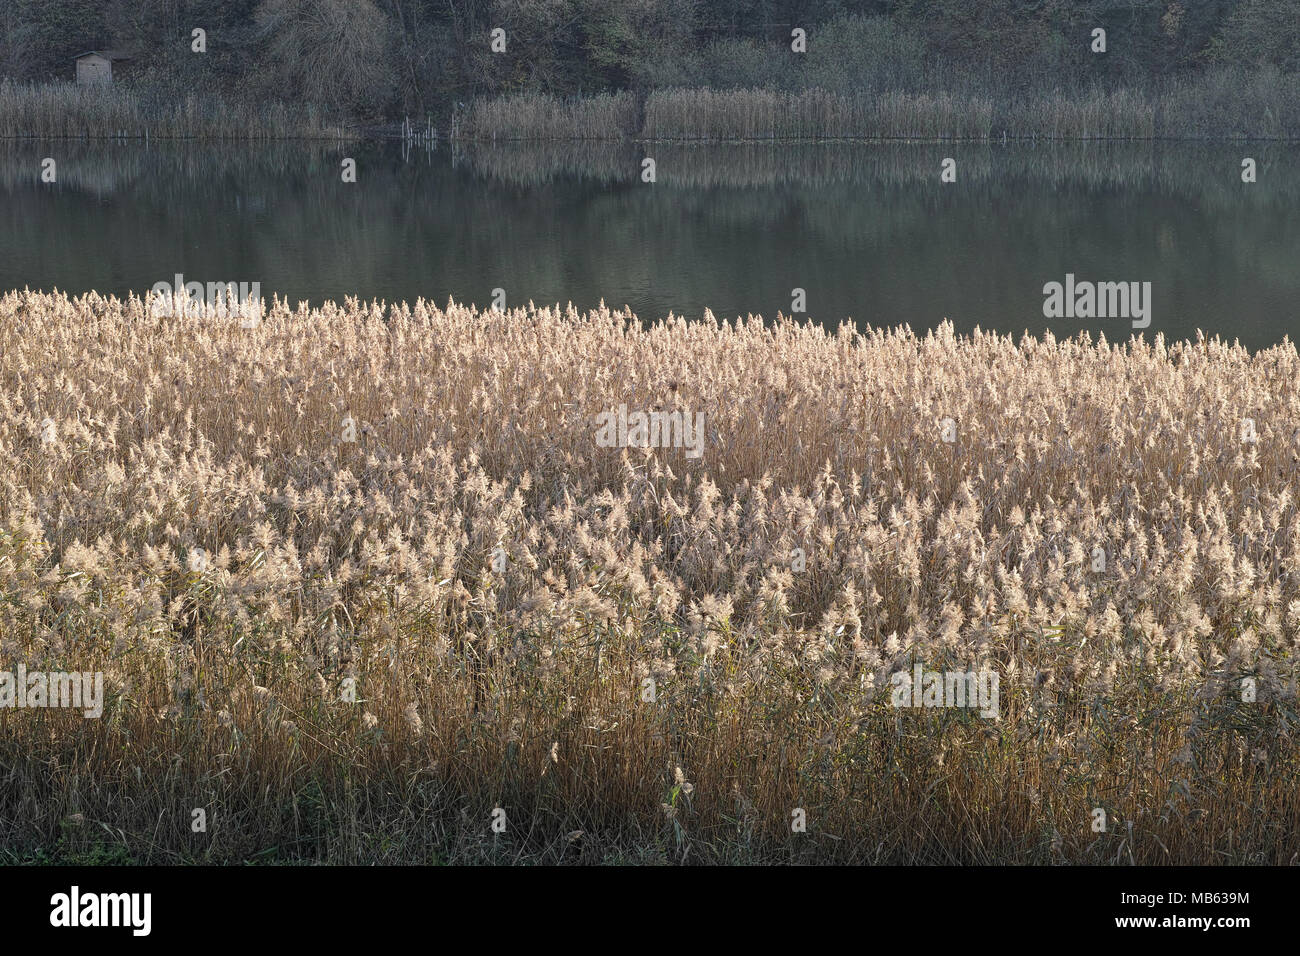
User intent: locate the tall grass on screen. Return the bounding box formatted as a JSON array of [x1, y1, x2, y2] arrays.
[[0, 80, 340, 139], [456, 91, 639, 141], [1000, 88, 1157, 140], [642, 87, 993, 141], [1158, 67, 1300, 139], [456, 71, 1300, 142], [9, 70, 1297, 142], [0, 289, 1297, 863]]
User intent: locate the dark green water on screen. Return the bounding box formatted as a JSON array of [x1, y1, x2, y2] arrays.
[[3, 140, 1298, 348]]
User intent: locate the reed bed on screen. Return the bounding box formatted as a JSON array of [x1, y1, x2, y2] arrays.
[[1, 290, 1297, 864], [641, 87, 994, 141], [457, 76, 1300, 143], [1001, 89, 1157, 141], [1158, 68, 1300, 140], [456, 91, 639, 141], [0, 81, 339, 139]]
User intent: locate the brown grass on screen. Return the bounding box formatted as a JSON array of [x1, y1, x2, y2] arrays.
[[642, 87, 994, 141], [1001, 88, 1157, 140], [0, 290, 1296, 863], [455, 75, 1300, 143], [0, 80, 340, 139], [456, 91, 639, 142]]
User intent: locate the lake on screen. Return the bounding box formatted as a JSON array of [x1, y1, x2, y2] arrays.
[[3, 139, 1298, 349]]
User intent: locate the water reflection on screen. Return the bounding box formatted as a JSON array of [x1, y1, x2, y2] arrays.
[[3, 139, 1297, 348]]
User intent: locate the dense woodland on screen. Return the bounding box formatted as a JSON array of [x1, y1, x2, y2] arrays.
[[1, 0, 1297, 124]]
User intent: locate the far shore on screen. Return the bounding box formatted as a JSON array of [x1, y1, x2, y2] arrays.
[[4, 74, 1300, 143]]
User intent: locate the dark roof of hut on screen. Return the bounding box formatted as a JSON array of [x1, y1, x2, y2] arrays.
[[73, 50, 135, 61]]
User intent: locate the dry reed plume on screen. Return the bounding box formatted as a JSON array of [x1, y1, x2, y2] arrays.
[[1, 290, 1297, 864]]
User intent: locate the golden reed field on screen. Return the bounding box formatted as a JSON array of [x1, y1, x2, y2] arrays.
[[1, 289, 1297, 864]]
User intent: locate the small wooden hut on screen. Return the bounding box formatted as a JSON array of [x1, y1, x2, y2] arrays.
[[74, 51, 133, 86]]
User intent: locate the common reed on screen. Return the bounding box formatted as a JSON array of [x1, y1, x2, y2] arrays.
[[1000, 89, 1157, 141], [456, 75, 1300, 143], [0, 290, 1297, 864], [456, 91, 639, 141], [0, 80, 339, 139], [1157, 67, 1300, 140], [641, 87, 993, 141]]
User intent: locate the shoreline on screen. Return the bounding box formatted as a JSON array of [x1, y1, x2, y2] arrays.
[[5, 75, 1300, 143]]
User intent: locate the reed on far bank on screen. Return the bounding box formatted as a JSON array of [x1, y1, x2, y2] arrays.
[[452, 70, 1300, 143], [1000, 88, 1156, 140], [0, 80, 340, 139], [8, 69, 1299, 143], [641, 88, 993, 141], [455, 91, 639, 141]]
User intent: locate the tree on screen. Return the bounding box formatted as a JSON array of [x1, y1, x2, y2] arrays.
[[254, 0, 396, 113], [9, 0, 107, 80], [1212, 0, 1300, 72]]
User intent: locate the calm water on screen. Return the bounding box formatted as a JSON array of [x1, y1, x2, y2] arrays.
[[3, 140, 1298, 349]]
